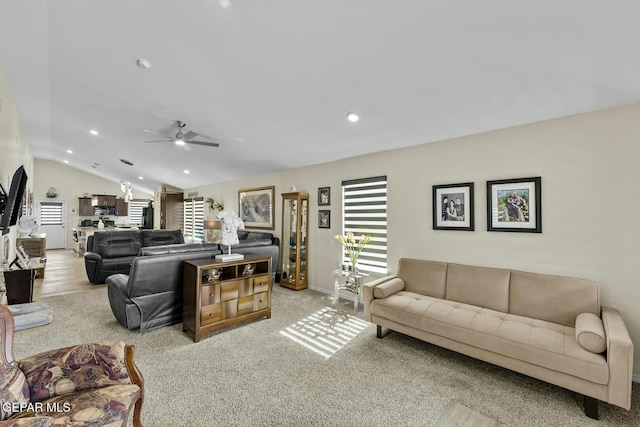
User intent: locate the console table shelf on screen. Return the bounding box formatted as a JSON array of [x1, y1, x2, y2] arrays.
[[182, 256, 272, 342]]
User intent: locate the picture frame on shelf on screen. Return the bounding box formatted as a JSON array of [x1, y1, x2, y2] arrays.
[[486, 176, 541, 233], [238, 185, 275, 230], [432, 182, 475, 231], [318, 187, 330, 206], [318, 210, 330, 228]]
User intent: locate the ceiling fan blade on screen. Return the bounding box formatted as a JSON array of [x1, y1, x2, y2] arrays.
[[182, 130, 199, 140], [182, 143, 192, 152], [142, 129, 173, 138], [187, 140, 220, 148], [144, 140, 172, 143]]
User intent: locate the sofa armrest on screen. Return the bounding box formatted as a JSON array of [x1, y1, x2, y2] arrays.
[[601, 306, 634, 410], [362, 275, 397, 322], [83, 251, 103, 284]]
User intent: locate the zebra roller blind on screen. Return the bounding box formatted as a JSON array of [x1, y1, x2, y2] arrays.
[[341, 176, 388, 274]]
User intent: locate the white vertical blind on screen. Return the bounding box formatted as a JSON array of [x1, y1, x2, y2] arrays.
[[128, 200, 148, 226], [341, 176, 388, 274], [39, 202, 63, 226], [183, 197, 204, 242]]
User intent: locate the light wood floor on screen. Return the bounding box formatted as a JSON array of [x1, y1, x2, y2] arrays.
[[34, 249, 104, 299]]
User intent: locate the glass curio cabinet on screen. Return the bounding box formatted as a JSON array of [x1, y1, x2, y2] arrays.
[[280, 192, 309, 291]]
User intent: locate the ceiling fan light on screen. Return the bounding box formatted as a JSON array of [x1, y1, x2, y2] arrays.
[[175, 139, 185, 146], [346, 112, 360, 123]]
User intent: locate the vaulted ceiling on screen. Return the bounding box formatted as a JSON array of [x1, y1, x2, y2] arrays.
[[1, 1, 639, 194]]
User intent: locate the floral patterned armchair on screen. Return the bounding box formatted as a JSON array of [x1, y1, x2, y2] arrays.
[[0, 304, 143, 426]]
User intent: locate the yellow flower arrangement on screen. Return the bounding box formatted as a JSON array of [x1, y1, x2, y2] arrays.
[[335, 231, 372, 267]]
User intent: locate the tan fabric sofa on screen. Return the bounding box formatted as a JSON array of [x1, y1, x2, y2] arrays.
[[363, 258, 634, 419]]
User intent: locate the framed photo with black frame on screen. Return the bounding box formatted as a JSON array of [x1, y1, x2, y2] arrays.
[[486, 176, 541, 233], [318, 187, 330, 206], [432, 182, 474, 231], [318, 210, 330, 228]]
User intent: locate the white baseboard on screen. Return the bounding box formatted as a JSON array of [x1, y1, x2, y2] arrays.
[[633, 374, 640, 383]]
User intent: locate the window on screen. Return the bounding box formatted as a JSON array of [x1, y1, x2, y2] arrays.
[[128, 200, 148, 226], [341, 176, 387, 274], [39, 202, 63, 226], [183, 197, 204, 242]]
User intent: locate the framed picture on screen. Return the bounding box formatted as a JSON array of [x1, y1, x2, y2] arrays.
[[318, 187, 330, 206], [238, 186, 275, 230], [318, 210, 330, 228], [432, 182, 475, 231], [486, 177, 541, 233]]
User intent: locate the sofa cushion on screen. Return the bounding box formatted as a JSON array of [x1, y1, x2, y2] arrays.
[[510, 270, 599, 327], [237, 230, 273, 241], [18, 342, 133, 401], [220, 238, 273, 250], [92, 231, 141, 258], [575, 313, 606, 354], [140, 229, 184, 247], [397, 258, 447, 298], [373, 278, 405, 299], [445, 264, 510, 313], [370, 292, 608, 385], [9, 384, 140, 426], [139, 242, 220, 256]]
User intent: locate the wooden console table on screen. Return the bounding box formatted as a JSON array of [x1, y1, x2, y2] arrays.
[[16, 237, 46, 278], [182, 256, 272, 342]]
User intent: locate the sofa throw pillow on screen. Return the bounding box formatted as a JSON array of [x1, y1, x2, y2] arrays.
[[373, 278, 405, 299], [18, 342, 132, 402], [575, 313, 606, 354]]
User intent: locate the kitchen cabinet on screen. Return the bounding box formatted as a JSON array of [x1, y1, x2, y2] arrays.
[[78, 198, 93, 216], [92, 195, 116, 207], [115, 199, 128, 216]]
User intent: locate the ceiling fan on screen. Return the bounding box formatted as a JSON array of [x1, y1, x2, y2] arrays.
[[142, 121, 220, 151]]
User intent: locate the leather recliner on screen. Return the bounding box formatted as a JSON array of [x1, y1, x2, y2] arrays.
[[106, 244, 221, 332], [84, 229, 184, 284]]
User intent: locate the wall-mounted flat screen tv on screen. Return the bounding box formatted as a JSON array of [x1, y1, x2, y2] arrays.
[[0, 166, 28, 235]]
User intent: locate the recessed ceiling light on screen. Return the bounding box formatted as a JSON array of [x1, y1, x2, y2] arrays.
[[138, 176, 144, 180], [219, 0, 231, 8], [89, 129, 99, 136], [346, 112, 360, 123], [66, 149, 73, 154], [184, 169, 190, 174], [136, 58, 152, 70], [63, 160, 69, 164]]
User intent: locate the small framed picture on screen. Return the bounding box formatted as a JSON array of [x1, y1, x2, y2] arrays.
[[432, 182, 475, 231], [318, 187, 330, 206], [318, 210, 330, 228], [486, 177, 541, 233]]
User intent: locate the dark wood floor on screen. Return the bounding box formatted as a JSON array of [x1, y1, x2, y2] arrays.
[[34, 249, 103, 299]]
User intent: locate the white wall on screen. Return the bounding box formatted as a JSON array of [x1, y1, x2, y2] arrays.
[[0, 66, 33, 266], [188, 104, 640, 375], [33, 159, 153, 248]]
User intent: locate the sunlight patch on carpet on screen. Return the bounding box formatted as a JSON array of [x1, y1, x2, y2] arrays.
[[279, 307, 369, 359]]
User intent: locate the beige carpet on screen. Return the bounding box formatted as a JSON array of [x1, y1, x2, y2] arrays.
[[435, 402, 504, 427], [12, 286, 640, 426]]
